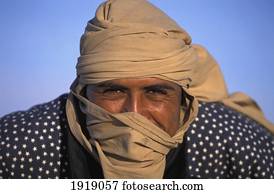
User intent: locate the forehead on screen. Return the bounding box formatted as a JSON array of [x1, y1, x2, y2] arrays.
[[87, 77, 181, 90]]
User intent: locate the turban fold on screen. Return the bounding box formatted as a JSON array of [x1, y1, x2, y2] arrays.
[[66, 0, 274, 173]]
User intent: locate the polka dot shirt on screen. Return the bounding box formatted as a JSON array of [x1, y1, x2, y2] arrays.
[[0, 94, 69, 178], [0, 94, 273, 178], [165, 102, 274, 178]]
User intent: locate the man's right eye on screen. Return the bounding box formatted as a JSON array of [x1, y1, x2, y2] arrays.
[[101, 88, 126, 98], [103, 89, 123, 94]]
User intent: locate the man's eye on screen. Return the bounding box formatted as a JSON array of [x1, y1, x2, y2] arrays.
[[103, 89, 124, 95], [146, 89, 167, 95]]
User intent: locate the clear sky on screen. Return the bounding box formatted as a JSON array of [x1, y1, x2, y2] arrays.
[[0, 0, 273, 123]]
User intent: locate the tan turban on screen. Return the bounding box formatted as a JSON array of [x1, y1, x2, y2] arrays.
[[66, 0, 274, 178]]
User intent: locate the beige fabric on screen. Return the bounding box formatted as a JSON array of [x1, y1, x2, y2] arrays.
[[66, 0, 274, 178], [66, 84, 197, 178], [70, 91, 192, 178]]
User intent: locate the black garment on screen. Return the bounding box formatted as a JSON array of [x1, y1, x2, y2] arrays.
[[0, 94, 273, 178]]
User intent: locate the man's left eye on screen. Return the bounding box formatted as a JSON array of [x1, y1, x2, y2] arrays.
[[146, 89, 167, 95]]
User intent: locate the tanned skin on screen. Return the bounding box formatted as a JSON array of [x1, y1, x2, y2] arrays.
[[86, 78, 182, 136]]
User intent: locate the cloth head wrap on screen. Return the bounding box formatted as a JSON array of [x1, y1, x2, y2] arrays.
[[66, 0, 274, 178]]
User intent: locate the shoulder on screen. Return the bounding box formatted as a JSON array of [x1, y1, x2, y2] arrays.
[[1, 94, 68, 123], [194, 101, 273, 140], [0, 94, 70, 178], [182, 101, 274, 178], [0, 94, 69, 135]]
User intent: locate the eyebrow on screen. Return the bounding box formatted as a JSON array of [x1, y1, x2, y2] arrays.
[[95, 83, 128, 90], [143, 84, 176, 91]]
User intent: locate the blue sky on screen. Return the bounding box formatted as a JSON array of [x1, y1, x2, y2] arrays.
[[0, 0, 273, 123]]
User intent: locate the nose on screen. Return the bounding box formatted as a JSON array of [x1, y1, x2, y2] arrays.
[[122, 92, 159, 129], [123, 92, 144, 114]]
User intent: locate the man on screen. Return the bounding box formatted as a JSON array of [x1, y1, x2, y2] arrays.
[[1, 0, 273, 178]]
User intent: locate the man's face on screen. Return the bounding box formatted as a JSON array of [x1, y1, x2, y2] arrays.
[[86, 78, 182, 136]]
